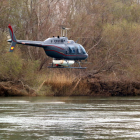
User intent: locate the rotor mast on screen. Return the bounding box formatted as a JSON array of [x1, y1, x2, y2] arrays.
[[61, 27, 70, 37]]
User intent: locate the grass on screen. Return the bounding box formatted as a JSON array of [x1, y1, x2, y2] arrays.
[[43, 71, 75, 96], [46, 71, 74, 86], [41, 70, 90, 96]]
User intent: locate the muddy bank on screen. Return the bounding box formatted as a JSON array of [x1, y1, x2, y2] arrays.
[[45, 75, 140, 96], [74, 76, 140, 96], [1, 76, 140, 96], [0, 81, 36, 96], [85, 80, 140, 96], [84, 75, 140, 96]]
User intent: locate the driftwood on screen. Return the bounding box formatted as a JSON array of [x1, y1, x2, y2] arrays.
[[0, 81, 36, 96]]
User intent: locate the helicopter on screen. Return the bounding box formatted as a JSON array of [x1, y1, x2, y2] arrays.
[[7, 24, 88, 69]]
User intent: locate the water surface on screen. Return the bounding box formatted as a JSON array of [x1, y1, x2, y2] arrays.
[[0, 96, 140, 140]]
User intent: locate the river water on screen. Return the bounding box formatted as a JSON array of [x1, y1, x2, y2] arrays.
[[0, 96, 140, 140]]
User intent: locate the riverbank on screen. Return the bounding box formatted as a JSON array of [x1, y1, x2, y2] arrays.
[[0, 81, 36, 96], [44, 74, 140, 96], [1, 74, 140, 96]]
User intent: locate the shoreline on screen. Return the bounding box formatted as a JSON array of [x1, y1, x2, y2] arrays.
[[1, 76, 140, 97]]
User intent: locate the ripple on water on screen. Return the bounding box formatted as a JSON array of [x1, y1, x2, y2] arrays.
[[0, 97, 140, 139]]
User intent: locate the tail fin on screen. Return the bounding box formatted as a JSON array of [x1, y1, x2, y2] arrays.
[[8, 24, 17, 52]]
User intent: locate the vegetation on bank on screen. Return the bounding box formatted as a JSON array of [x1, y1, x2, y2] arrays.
[[1, 0, 140, 96]]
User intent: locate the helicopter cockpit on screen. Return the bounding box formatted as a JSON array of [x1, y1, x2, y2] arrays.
[[67, 44, 86, 54]]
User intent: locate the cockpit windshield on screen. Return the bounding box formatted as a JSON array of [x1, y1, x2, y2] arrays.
[[76, 45, 81, 53], [67, 44, 86, 54], [79, 45, 86, 54]]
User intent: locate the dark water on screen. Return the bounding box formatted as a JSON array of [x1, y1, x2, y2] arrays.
[[0, 96, 140, 140]]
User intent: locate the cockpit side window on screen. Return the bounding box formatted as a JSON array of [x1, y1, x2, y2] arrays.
[[68, 47, 72, 54], [68, 46, 75, 54]]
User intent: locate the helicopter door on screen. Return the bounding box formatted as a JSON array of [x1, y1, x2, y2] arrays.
[[67, 45, 76, 54]]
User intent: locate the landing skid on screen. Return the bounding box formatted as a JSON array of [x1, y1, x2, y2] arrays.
[[48, 66, 86, 69], [48, 60, 86, 69]]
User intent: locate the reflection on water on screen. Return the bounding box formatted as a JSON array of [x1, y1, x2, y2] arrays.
[[0, 96, 140, 140]]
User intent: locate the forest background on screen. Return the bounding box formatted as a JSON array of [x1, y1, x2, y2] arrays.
[[1, 0, 140, 96]]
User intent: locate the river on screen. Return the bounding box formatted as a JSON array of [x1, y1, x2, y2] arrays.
[[0, 96, 140, 140]]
